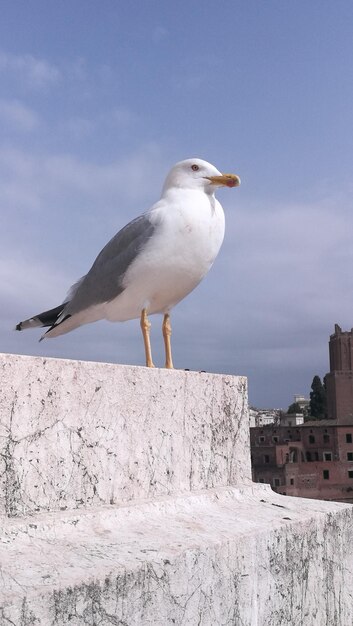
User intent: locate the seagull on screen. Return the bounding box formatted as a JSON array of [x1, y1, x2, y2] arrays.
[[16, 158, 240, 368]]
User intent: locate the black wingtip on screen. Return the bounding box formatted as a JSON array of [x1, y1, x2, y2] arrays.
[[15, 323, 22, 331]]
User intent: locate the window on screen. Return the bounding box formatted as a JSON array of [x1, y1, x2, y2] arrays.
[[323, 434, 330, 444], [264, 455, 270, 463], [290, 450, 298, 463], [273, 478, 280, 487], [306, 451, 312, 462], [290, 478, 294, 485], [272, 436, 279, 443], [323, 470, 330, 480], [309, 435, 315, 444], [259, 436, 265, 443], [323, 452, 332, 462], [348, 471, 353, 479], [346, 434, 352, 444], [347, 452, 353, 461]]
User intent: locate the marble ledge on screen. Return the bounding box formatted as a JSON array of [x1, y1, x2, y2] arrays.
[[0, 352, 250, 517], [0, 485, 352, 625]]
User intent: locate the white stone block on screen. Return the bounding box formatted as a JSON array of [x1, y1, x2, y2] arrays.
[[0, 353, 250, 517], [0, 485, 352, 625]]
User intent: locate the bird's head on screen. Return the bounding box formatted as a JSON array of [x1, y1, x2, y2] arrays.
[[162, 158, 241, 195]]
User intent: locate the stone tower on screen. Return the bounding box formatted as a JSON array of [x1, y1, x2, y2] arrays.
[[325, 324, 353, 423]]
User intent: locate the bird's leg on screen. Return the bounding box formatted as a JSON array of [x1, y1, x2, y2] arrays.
[[140, 308, 155, 368], [162, 313, 174, 369]]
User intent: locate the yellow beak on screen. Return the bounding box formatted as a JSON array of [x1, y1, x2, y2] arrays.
[[205, 173, 241, 188]]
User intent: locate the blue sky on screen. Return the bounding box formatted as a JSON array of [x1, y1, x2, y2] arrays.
[[1, 1, 353, 408]]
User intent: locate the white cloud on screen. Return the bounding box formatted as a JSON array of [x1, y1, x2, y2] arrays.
[[201, 191, 353, 368], [0, 255, 70, 313], [0, 143, 164, 213], [0, 98, 39, 132], [0, 147, 42, 211], [0, 51, 61, 89]]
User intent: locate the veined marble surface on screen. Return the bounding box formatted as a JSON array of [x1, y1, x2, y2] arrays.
[[0, 485, 352, 626], [0, 353, 250, 517], [1, 354, 353, 625]]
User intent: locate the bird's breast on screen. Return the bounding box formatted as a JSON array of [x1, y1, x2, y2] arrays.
[[105, 195, 225, 321], [150, 195, 226, 267]]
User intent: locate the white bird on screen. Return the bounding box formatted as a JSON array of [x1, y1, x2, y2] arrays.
[[16, 158, 240, 368]]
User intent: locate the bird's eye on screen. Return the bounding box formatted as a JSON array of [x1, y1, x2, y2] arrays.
[[191, 164, 199, 171]]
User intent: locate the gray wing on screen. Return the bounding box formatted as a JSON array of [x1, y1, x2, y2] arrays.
[[66, 213, 157, 316]]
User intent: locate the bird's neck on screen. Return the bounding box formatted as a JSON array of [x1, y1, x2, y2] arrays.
[[161, 186, 215, 201]]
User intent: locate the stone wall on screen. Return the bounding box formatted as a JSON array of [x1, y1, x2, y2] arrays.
[[0, 353, 352, 625]]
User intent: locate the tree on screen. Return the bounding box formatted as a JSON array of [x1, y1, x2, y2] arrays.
[[309, 375, 327, 419], [287, 402, 302, 414]]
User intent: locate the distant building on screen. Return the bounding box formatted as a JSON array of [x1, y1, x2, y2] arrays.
[[250, 324, 353, 502], [249, 407, 281, 428], [251, 420, 353, 502], [280, 413, 304, 427], [293, 394, 310, 413], [325, 324, 353, 422]]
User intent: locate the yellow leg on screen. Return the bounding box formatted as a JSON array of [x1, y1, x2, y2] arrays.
[[140, 309, 155, 368], [162, 313, 174, 369]]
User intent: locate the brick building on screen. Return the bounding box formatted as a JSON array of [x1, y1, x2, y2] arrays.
[[325, 324, 353, 421], [251, 324, 353, 502], [251, 421, 353, 501]]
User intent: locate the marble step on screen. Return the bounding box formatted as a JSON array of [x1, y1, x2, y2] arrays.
[[1, 485, 352, 626]]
